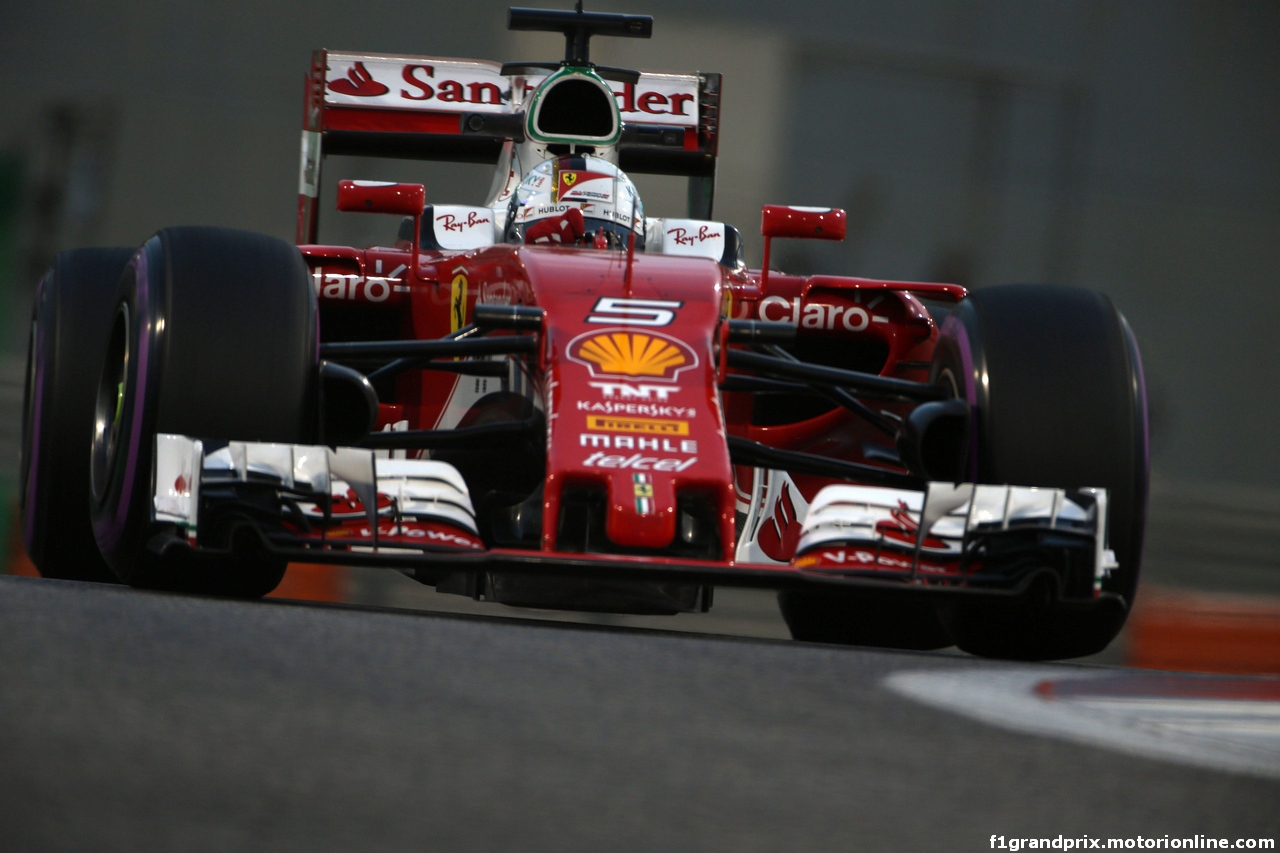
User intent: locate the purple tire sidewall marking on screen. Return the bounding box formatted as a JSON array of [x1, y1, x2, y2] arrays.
[[94, 248, 152, 553], [1123, 314, 1151, 545], [22, 275, 49, 550], [939, 313, 980, 482], [1128, 320, 1151, 486]]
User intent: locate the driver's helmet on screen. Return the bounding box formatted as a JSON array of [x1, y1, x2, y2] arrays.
[[505, 155, 645, 249]]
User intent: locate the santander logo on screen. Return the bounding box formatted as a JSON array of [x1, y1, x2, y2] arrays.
[[328, 62, 390, 97], [322, 55, 699, 126]]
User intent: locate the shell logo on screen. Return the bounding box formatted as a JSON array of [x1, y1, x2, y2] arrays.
[[567, 328, 698, 381]]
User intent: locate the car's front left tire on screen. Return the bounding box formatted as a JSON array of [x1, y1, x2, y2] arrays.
[[778, 587, 953, 650], [932, 284, 1148, 660]]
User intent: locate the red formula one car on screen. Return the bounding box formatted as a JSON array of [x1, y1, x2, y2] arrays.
[[22, 6, 1147, 660]]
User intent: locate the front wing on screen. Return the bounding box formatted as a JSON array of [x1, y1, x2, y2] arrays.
[[150, 434, 1123, 609]]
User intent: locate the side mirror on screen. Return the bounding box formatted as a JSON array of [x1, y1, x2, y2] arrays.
[[337, 181, 425, 268], [759, 204, 846, 290], [761, 205, 847, 241], [336, 180, 425, 216]]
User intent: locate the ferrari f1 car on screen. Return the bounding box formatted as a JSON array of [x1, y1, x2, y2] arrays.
[[22, 6, 1148, 660]]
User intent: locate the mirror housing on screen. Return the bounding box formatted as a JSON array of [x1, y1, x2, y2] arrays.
[[759, 205, 847, 290], [336, 180, 425, 216], [337, 181, 425, 271], [761, 205, 847, 241]]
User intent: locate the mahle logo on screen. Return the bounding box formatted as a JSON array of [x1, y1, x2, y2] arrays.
[[567, 329, 697, 381]]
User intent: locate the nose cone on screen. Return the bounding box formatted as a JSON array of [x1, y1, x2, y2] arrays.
[[518, 247, 734, 555]]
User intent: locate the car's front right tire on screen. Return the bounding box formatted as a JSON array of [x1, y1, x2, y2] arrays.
[[90, 227, 318, 597], [21, 247, 134, 582]]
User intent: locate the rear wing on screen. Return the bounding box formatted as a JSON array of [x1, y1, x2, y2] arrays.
[[297, 50, 722, 243]]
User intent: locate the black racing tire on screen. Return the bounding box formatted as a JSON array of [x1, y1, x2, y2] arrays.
[[20, 248, 134, 582], [89, 227, 317, 597], [778, 588, 952, 650], [932, 284, 1148, 660]]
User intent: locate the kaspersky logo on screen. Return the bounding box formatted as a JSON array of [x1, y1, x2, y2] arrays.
[[566, 329, 698, 381]]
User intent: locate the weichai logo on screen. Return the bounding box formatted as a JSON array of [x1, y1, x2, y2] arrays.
[[567, 329, 698, 381]]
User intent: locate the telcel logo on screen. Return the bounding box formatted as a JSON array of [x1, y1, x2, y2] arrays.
[[582, 452, 699, 472]]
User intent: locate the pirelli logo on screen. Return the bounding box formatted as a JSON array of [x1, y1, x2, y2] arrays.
[[586, 416, 689, 436]]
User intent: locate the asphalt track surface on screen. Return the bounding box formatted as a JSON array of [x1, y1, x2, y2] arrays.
[[1, 575, 1276, 852]]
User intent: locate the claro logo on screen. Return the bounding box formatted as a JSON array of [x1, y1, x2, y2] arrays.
[[312, 267, 406, 302], [758, 295, 888, 331]]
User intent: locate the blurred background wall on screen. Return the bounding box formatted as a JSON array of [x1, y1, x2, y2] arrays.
[[1, 0, 1277, 594]]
